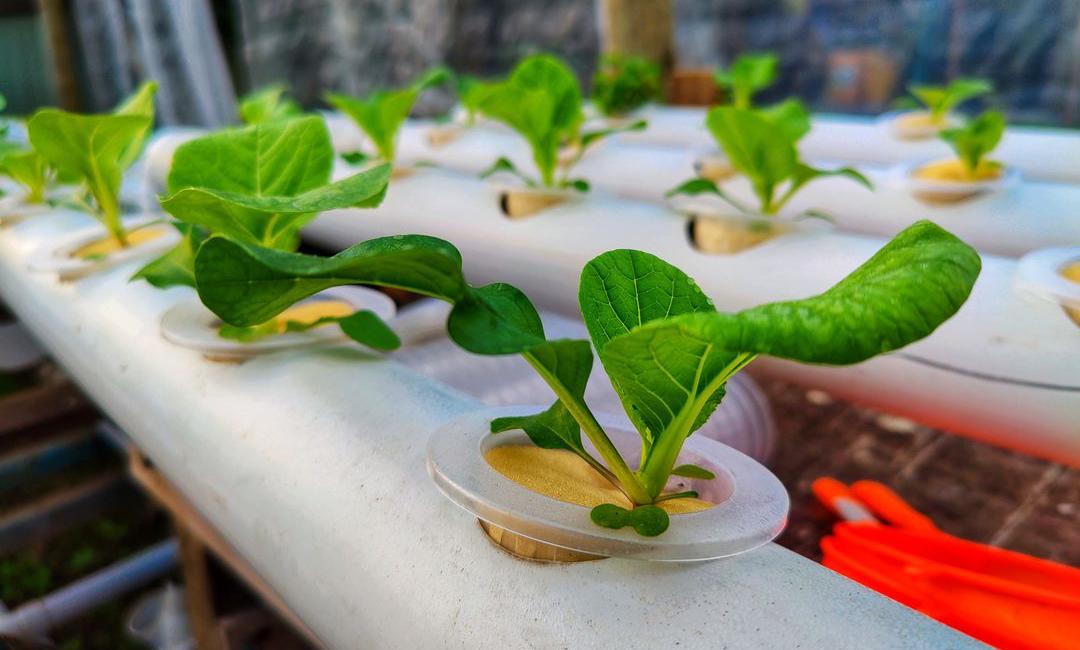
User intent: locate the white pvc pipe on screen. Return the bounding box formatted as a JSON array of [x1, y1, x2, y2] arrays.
[[390, 122, 1080, 258], [0, 540, 178, 639], [606, 105, 1080, 186], [304, 169, 1080, 467], [0, 208, 979, 648]]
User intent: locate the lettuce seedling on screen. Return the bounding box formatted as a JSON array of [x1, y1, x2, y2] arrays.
[[940, 110, 1006, 178], [134, 114, 390, 300], [715, 53, 777, 109], [591, 53, 662, 117], [907, 78, 992, 124], [668, 105, 869, 218], [190, 220, 979, 536], [325, 67, 450, 164], [238, 84, 303, 125], [26, 81, 158, 245], [455, 74, 493, 127], [0, 149, 49, 204], [478, 54, 645, 191]]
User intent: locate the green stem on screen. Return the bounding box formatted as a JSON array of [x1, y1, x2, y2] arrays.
[[637, 353, 757, 498], [655, 490, 699, 503], [523, 351, 652, 505]]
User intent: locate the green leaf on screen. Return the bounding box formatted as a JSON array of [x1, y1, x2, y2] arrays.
[[596, 221, 979, 494], [579, 248, 723, 454], [664, 177, 749, 213], [714, 53, 777, 109], [341, 151, 370, 166], [757, 98, 811, 142], [0, 148, 48, 203], [446, 282, 545, 354], [477, 55, 583, 187], [671, 464, 716, 480], [591, 53, 662, 117], [221, 308, 400, 350], [910, 78, 992, 119], [706, 106, 795, 213], [590, 503, 669, 537], [130, 224, 207, 289], [193, 234, 467, 326], [112, 81, 159, 169], [326, 66, 450, 162], [167, 115, 332, 197], [457, 75, 493, 123], [238, 84, 303, 124], [578, 118, 647, 150], [27, 109, 152, 240], [160, 163, 390, 248], [940, 110, 1006, 175], [479, 156, 537, 187]]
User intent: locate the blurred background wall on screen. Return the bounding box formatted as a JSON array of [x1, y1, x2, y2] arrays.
[[2, 0, 1079, 127]]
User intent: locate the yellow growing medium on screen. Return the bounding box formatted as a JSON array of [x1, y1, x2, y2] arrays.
[[896, 111, 945, 131], [273, 300, 354, 334], [71, 226, 166, 259], [485, 445, 714, 515], [914, 158, 1002, 183], [1062, 261, 1080, 326]]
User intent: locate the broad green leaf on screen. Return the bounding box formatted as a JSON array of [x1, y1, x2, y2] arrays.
[[671, 464, 716, 480], [238, 84, 303, 124], [457, 75, 493, 123], [219, 308, 400, 350], [591, 54, 662, 117], [160, 163, 390, 248], [579, 248, 723, 449], [0, 149, 48, 203], [478, 55, 583, 187], [446, 282, 545, 354], [130, 224, 207, 289], [113, 80, 158, 169], [757, 98, 811, 142], [28, 110, 152, 238], [597, 221, 979, 492], [490, 338, 594, 453], [590, 503, 669, 536], [714, 53, 777, 109], [326, 66, 450, 162], [910, 78, 992, 119], [706, 106, 795, 213], [167, 115, 332, 197], [940, 110, 1006, 174], [193, 234, 467, 326]]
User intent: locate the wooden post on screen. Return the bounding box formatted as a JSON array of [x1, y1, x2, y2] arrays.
[[35, 0, 82, 110], [177, 525, 226, 650]]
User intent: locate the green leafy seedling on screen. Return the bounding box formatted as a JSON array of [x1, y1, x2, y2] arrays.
[[908, 78, 992, 123], [190, 220, 980, 537], [27, 81, 158, 245], [238, 83, 303, 124], [668, 104, 869, 219], [940, 110, 1006, 178], [326, 66, 450, 164], [133, 115, 392, 346], [591, 53, 662, 117], [0, 149, 49, 204], [715, 53, 777, 109], [456, 74, 493, 126], [478, 54, 645, 191]]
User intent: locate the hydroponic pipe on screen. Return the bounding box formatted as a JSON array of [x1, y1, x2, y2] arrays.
[[0, 539, 178, 639], [0, 200, 977, 647], [584, 105, 1080, 185], [301, 169, 1080, 467], [385, 121, 1080, 258]]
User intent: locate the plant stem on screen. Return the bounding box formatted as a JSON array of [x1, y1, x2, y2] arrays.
[[654, 490, 699, 503], [523, 351, 652, 505], [637, 353, 757, 498]]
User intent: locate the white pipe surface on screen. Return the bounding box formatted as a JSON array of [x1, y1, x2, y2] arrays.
[[390, 122, 1080, 258], [305, 169, 1080, 467], [0, 208, 980, 649], [606, 106, 1080, 186]]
